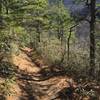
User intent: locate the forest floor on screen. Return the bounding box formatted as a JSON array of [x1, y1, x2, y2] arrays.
[[1, 47, 99, 100], [6, 47, 76, 100]]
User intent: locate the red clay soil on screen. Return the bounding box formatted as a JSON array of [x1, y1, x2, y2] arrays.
[[6, 48, 76, 100]]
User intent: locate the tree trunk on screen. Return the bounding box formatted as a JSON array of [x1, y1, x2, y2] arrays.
[[89, 0, 96, 77], [0, 1, 2, 28], [0, 2, 2, 14], [36, 21, 41, 43]]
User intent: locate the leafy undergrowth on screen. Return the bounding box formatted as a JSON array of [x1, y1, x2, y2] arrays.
[[0, 61, 17, 100], [0, 47, 100, 100]]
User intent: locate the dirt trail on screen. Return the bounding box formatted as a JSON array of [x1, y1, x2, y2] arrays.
[[12, 51, 41, 73], [6, 48, 75, 100]]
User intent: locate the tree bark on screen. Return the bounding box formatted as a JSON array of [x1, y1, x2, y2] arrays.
[[89, 0, 96, 77]]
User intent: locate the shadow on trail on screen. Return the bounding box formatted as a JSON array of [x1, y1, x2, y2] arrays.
[[17, 70, 55, 100], [18, 81, 37, 100], [0, 95, 6, 100], [16, 66, 71, 100]]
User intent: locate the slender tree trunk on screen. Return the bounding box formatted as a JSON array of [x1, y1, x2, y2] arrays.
[[35, 20, 41, 43], [67, 28, 72, 63], [0, 1, 2, 28], [60, 28, 66, 65], [0, 3, 2, 14], [37, 22, 41, 43], [89, 0, 96, 77]]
